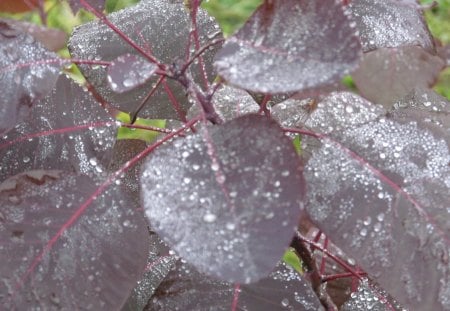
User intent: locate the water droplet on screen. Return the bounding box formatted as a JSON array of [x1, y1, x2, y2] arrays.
[[374, 222, 382, 232], [281, 170, 290, 177], [122, 78, 135, 88], [211, 163, 219, 171], [345, 106, 354, 113], [89, 157, 98, 166], [23, 156, 30, 163], [203, 213, 217, 223], [281, 298, 289, 307], [226, 222, 235, 230], [182, 151, 190, 158], [360, 228, 368, 237], [123, 220, 131, 227], [363, 216, 371, 226], [183, 177, 191, 184]]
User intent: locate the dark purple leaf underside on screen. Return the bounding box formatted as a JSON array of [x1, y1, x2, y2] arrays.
[[68, 0, 221, 119], [303, 97, 450, 310], [148, 261, 324, 311], [0, 74, 117, 182], [0, 170, 149, 309], [0, 21, 61, 135], [141, 114, 305, 283], [107, 53, 157, 93], [214, 0, 361, 93], [352, 46, 445, 107], [349, 0, 434, 52]]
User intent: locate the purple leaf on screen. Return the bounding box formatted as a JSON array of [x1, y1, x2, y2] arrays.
[[149, 260, 324, 311], [68, 0, 105, 14], [140, 114, 305, 283], [213, 0, 361, 93], [352, 46, 445, 107], [107, 139, 148, 201], [349, 0, 434, 52], [389, 87, 450, 139], [0, 21, 61, 135], [0, 74, 117, 182], [107, 53, 157, 93], [187, 84, 259, 121], [0, 170, 149, 309], [303, 98, 450, 310], [68, 0, 221, 119], [122, 231, 177, 311], [0, 18, 67, 52], [341, 279, 402, 311]]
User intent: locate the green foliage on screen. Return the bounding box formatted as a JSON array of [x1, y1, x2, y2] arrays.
[[105, 0, 140, 13], [201, 0, 262, 36], [283, 248, 303, 274], [116, 112, 166, 142], [421, 0, 450, 44]]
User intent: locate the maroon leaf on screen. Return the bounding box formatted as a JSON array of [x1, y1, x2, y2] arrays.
[[303, 98, 450, 310], [349, 0, 434, 52], [0, 21, 61, 135], [107, 53, 157, 93], [389, 87, 450, 140], [213, 0, 361, 93], [68, 0, 105, 14], [149, 260, 324, 311], [187, 84, 259, 121], [0, 18, 67, 52], [122, 231, 177, 311], [0, 74, 117, 182], [140, 114, 305, 283], [341, 279, 403, 311], [68, 0, 221, 119], [352, 46, 445, 107], [0, 170, 149, 309]]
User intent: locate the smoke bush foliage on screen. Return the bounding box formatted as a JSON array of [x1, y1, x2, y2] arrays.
[[0, 0, 449, 310]]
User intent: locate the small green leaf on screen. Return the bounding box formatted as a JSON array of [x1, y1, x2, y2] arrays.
[[116, 112, 165, 143], [283, 248, 303, 274]]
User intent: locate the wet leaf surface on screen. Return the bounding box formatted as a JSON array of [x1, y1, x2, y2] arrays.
[[349, 0, 434, 52], [0, 21, 62, 135], [187, 84, 259, 121], [107, 53, 157, 93], [389, 87, 450, 141], [68, 0, 221, 119], [0, 170, 149, 309], [141, 114, 305, 283], [214, 0, 361, 93], [0, 74, 117, 182], [122, 231, 177, 311], [304, 98, 450, 310], [0, 18, 67, 52], [352, 46, 445, 107], [148, 260, 324, 311], [68, 0, 106, 14]]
